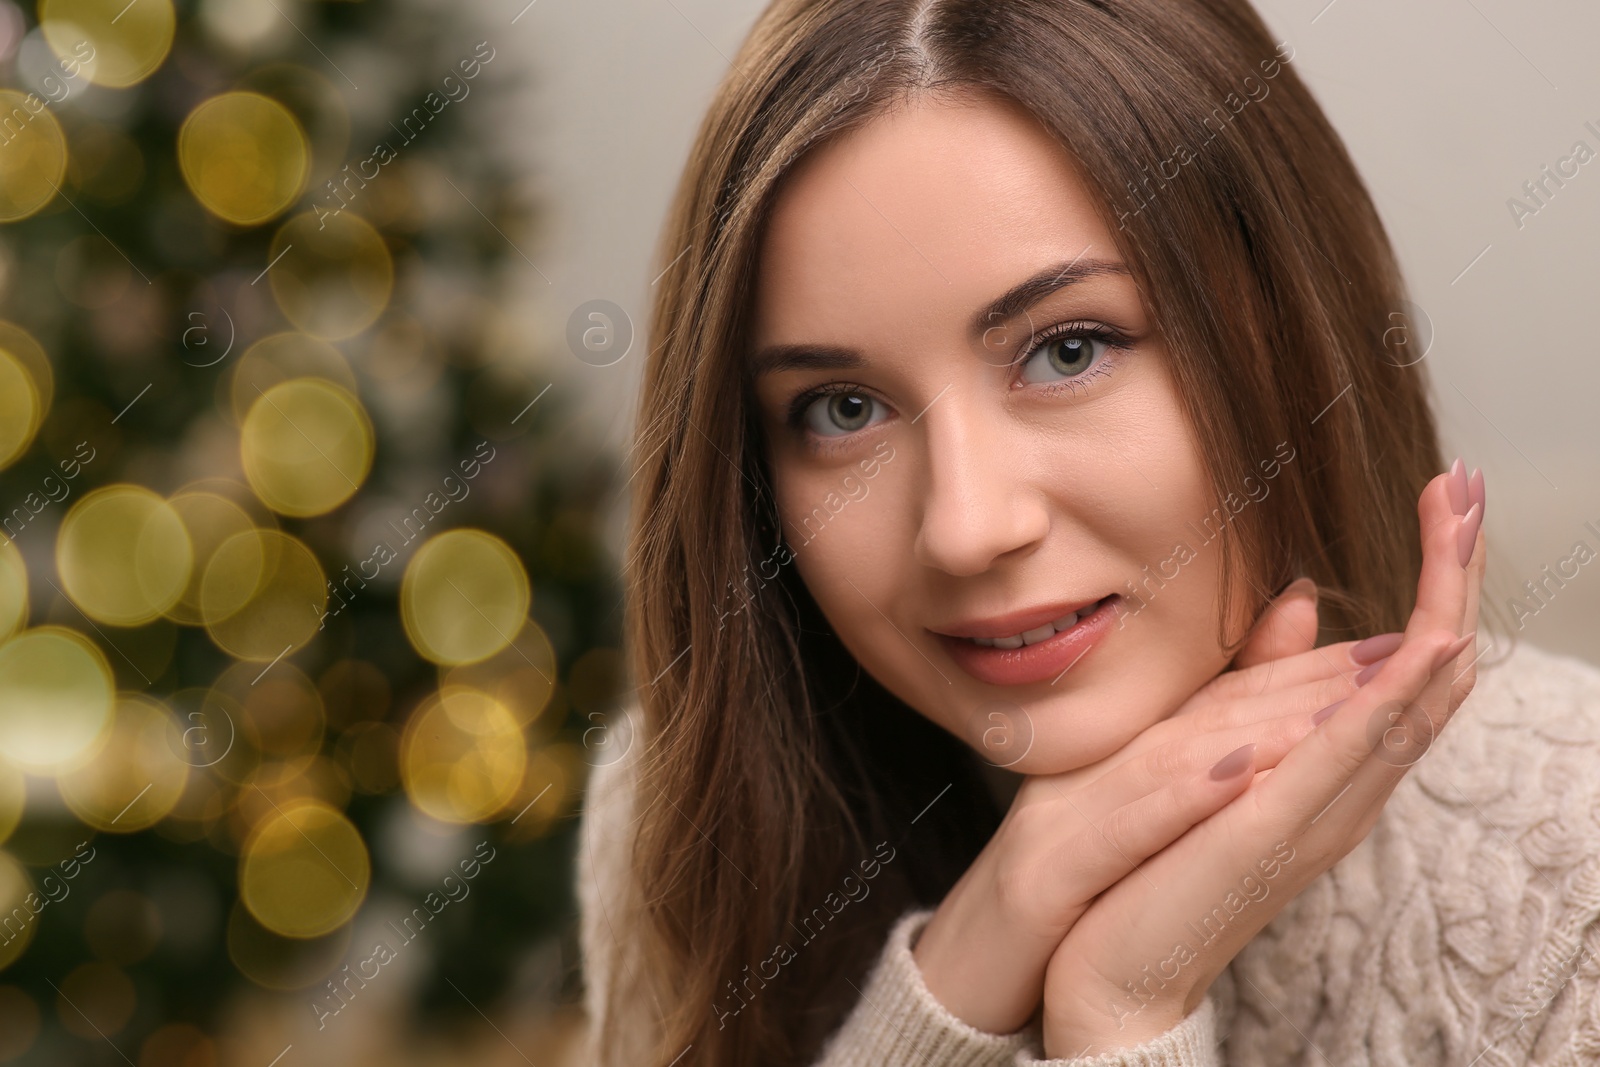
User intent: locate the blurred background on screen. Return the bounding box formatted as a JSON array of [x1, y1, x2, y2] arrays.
[[0, 0, 1595, 1065]]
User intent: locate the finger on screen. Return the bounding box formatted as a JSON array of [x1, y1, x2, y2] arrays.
[[1388, 466, 1479, 722], [1230, 578, 1319, 670], [1404, 467, 1474, 641], [1267, 628, 1460, 831], [1283, 629, 1474, 864], [1039, 631, 1466, 1041], [1064, 704, 1324, 824], [1040, 740, 1259, 901], [1444, 468, 1488, 704], [1184, 637, 1378, 712], [1088, 664, 1364, 778]]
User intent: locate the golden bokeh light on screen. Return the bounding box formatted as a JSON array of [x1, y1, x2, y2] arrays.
[[0, 91, 67, 222], [0, 539, 27, 644], [66, 122, 145, 207], [167, 685, 248, 780], [0, 853, 36, 970], [213, 660, 325, 759], [317, 658, 390, 729], [440, 618, 556, 728], [0, 352, 40, 471], [267, 211, 394, 340], [160, 770, 229, 844], [0, 324, 53, 417], [240, 379, 374, 517], [505, 741, 583, 842], [138, 1022, 217, 1067], [57, 694, 188, 832], [54, 961, 136, 1038], [85, 889, 162, 965], [227, 332, 356, 426], [0, 760, 22, 848], [57, 485, 193, 626], [0, 626, 114, 771], [239, 756, 350, 825], [401, 530, 530, 666], [164, 491, 259, 626], [337, 721, 399, 794], [238, 801, 369, 938], [179, 92, 310, 226], [40, 0, 176, 88], [0, 985, 39, 1060], [226, 899, 351, 991], [238, 63, 351, 192], [400, 686, 526, 823], [200, 530, 326, 661], [54, 234, 133, 310]]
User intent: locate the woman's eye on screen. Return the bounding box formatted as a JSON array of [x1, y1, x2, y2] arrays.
[[1018, 332, 1107, 384], [802, 391, 882, 437]]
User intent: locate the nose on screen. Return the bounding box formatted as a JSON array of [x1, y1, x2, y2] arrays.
[[911, 394, 1049, 576]]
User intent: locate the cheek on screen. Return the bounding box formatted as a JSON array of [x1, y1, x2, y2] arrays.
[[1087, 392, 1230, 631], [776, 463, 928, 693]]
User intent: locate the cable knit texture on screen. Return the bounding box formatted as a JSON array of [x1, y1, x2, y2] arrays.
[[578, 642, 1600, 1065]]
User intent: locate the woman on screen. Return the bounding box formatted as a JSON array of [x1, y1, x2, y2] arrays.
[[580, 0, 1600, 1064]]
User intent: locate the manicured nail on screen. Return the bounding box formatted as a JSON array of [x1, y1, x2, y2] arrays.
[[1355, 656, 1389, 685], [1210, 743, 1256, 780], [1468, 467, 1485, 519], [1457, 502, 1482, 567], [1446, 458, 1468, 516], [1312, 699, 1344, 725], [1278, 576, 1316, 601], [1350, 632, 1403, 665], [1433, 632, 1476, 671]]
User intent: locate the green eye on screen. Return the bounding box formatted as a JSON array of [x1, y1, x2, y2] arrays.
[[1019, 333, 1104, 384], [803, 391, 880, 436]]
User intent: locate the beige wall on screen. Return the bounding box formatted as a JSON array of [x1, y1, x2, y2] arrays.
[[511, 0, 1600, 666]]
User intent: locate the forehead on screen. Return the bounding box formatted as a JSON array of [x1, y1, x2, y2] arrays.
[[751, 92, 1121, 347]]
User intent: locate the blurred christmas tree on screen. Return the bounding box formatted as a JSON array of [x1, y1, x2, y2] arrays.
[[0, 0, 620, 1063]]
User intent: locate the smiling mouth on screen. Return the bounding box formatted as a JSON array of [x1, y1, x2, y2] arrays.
[[934, 594, 1121, 687], [952, 594, 1118, 647], [968, 606, 1088, 647]]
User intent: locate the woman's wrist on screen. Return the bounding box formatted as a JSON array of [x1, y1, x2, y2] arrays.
[[910, 853, 1061, 1036]]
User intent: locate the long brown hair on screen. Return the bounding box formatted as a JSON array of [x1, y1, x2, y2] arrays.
[[614, 0, 1443, 1062]]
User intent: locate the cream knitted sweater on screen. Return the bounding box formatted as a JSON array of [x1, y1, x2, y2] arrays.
[[578, 641, 1600, 1065]]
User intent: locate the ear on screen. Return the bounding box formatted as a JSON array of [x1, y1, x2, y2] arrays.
[[1231, 577, 1319, 670]]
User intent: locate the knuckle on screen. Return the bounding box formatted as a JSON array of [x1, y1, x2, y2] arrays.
[[991, 850, 1039, 916], [1144, 739, 1186, 779]]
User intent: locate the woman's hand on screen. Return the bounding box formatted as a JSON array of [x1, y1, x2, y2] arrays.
[[1036, 462, 1487, 1057], [912, 581, 1398, 1035]]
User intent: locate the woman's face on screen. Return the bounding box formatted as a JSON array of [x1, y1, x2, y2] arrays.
[[749, 92, 1254, 776]]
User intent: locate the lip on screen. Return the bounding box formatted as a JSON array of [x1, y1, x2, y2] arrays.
[[934, 594, 1120, 687], [932, 595, 1109, 641]]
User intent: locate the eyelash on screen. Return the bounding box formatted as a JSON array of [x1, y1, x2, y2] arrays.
[[783, 320, 1132, 442], [1015, 320, 1128, 396]]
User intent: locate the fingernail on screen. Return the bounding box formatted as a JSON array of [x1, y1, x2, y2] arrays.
[[1447, 458, 1468, 516], [1355, 656, 1389, 685], [1312, 699, 1344, 725], [1350, 632, 1403, 665], [1433, 632, 1476, 671], [1468, 467, 1485, 519], [1457, 502, 1482, 567], [1210, 743, 1256, 780], [1278, 576, 1317, 601]]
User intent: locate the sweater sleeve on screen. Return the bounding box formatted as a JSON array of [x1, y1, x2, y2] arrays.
[[579, 708, 1222, 1067], [813, 908, 1032, 1066], [812, 909, 1223, 1067], [1013, 997, 1221, 1067]]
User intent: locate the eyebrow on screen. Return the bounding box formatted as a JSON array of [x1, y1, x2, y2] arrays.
[[749, 256, 1131, 377]]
